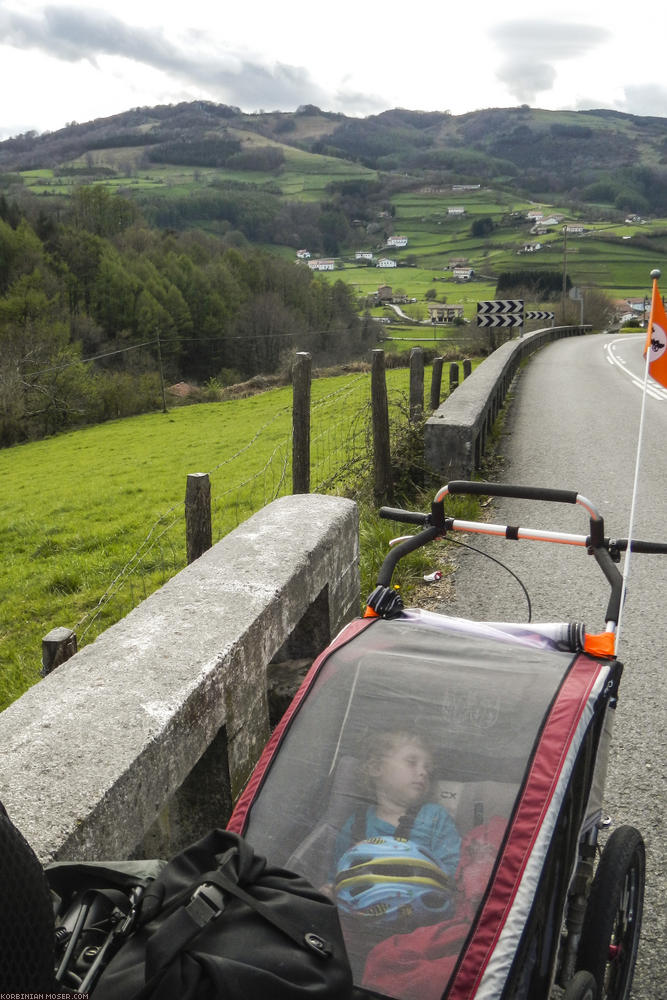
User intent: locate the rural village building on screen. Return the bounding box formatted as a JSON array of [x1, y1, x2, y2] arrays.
[[447, 207, 466, 216], [307, 258, 336, 271], [386, 236, 408, 247], [376, 257, 397, 268], [518, 243, 542, 254], [296, 249, 311, 259], [452, 184, 481, 191], [355, 251, 374, 260], [448, 257, 469, 268], [564, 225, 586, 234], [375, 285, 393, 302], [452, 267, 474, 281], [428, 303, 465, 323]]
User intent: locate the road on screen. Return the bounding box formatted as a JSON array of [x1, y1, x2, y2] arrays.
[[438, 332, 666, 999]]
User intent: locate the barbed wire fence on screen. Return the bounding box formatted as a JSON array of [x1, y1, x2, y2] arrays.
[[60, 350, 465, 662]]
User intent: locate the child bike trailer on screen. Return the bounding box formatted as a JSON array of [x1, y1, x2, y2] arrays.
[[228, 481, 654, 1000]]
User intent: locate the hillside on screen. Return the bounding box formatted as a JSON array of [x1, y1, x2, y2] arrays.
[[2, 102, 667, 214], [3, 99, 667, 452]]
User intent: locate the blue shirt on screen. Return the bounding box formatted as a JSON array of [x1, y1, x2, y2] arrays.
[[333, 801, 461, 877]]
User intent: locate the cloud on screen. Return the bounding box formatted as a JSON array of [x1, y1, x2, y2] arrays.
[[618, 84, 667, 118], [0, 4, 328, 110], [490, 19, 611, 104], [496, 61, 556, 105], [333, 87, 387, 115]]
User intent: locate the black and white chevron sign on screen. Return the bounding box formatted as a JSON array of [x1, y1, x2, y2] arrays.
[[525, 310, 554, 321], [477, 313, 524, 328], [477, 299, 524, 316]]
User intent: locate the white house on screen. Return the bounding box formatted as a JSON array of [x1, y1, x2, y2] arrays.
[[453, 267, 474, 281], [386, 236, 408, 247], [447, 207, 466, 216], [376, 257, 397, 268], [355, 251, 374, 260], [564, 225, 586, 234], [526, 211, 544, 221], [428, 303, 465, 323], [307, 258, 336, 271], [296, 249, 311, 259], [518, 242, 542, 254]]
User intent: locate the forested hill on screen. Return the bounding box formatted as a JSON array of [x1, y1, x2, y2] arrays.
[[0, 185, 373, 448], [2, 101, 667, 212]]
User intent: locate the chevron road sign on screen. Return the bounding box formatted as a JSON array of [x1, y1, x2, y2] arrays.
[[525, 310, 554, 321], [477, 313, 524, 328], [477, 299, 524, 316], [476, 299, 524, 328]]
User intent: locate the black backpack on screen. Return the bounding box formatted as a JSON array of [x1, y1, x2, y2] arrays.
[[50, 828, 353, 999]]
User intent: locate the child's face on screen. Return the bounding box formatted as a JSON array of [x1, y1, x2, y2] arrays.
[[371, 739, 433, 811]]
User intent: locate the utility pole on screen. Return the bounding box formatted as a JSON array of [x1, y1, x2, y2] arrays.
[[561, 225, 568, 321], [156, 328, 168, 413]]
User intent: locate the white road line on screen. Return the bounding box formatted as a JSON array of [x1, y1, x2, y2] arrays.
[[604, 338, 667, 399]]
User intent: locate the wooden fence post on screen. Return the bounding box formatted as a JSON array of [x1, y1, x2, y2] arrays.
[[292, 352, 312, 494], [185, 472, 212, 564], [41, 627, 77, 677], [449, 362, 460, 393], [430, 357, 444, 410], [409, 347, 424, 420], [463, 358, 472, 379], [371, 349, 392, 502]]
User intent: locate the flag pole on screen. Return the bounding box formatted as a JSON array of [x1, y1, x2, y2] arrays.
[[615, 268, 661, 654]]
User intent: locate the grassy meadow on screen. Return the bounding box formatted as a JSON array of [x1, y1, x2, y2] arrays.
[[1, 363, 458, 711]]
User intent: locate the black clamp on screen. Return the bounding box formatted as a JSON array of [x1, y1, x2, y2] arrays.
[[366, 585, 404, 619]]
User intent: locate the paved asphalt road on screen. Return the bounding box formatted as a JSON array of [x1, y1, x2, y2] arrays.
[[437, 332, 666, 999]]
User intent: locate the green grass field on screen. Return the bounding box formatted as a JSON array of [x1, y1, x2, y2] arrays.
[[1, 364, 455, 711]]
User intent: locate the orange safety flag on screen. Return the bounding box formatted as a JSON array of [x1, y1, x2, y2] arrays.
[[643, 278, 667, 388]]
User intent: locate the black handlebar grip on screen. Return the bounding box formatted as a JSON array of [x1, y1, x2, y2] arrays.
[[379, 507, 429, 525], [612, 538, 667, 554], [446, 481, 579, 505]]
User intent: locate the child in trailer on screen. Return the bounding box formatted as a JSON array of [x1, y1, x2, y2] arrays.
[[333, 729, 460, 874], [326, 729, 461, 942]]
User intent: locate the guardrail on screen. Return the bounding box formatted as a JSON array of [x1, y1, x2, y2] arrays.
[[425, 326, 591, 481], [0, 494, 359, 863]]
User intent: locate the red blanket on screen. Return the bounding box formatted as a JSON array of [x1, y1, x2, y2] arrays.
[[362, 816, 506, 1000]]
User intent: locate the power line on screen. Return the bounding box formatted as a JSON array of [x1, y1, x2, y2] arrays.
[[25, 339, 158, 376]]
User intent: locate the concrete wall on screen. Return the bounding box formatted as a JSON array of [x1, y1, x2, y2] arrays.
[[0, 494, 359, 863], [425, 325, 591, 481]]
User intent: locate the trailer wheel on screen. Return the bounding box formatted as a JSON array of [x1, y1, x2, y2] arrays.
[[564, 971, 597, 999], [577, 825, 645, 1000]]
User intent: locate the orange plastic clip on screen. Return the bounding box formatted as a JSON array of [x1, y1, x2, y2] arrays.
[[363, 606, 380, 619], [583, 631, 616, 658]]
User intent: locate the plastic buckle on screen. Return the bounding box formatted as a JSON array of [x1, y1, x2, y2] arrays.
[[186, 883, 225, 926]]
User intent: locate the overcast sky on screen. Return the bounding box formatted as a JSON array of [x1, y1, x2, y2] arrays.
[[2, 0, 667, 140]]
